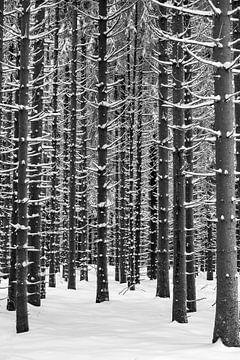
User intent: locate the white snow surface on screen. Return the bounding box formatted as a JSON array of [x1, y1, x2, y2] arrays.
[[1, 267, 240, 360]]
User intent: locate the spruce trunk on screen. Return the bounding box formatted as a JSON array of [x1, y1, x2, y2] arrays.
[[212, 0, 240, 346]]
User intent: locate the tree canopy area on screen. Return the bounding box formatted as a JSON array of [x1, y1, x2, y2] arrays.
[[0, 0, 240, 350]]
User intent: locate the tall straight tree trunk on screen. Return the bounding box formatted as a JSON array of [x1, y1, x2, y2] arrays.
[[28, 0, 45, 307], [96, 0, 109, 303], [128, 3, 139, 289], [79, 27, 88, 282], [68, 0, 78, 290], [233, 0, 240, 271], [49, 1, 59, 288], [62, 61, 70, 281], [206, 212, 214, 281], [134, 57, 143, 285], [0, 0, 3, 133], [119, 76, 127, 283], [0, 0, 8, 279], [148, 138, 157, 280], [156, 0, 170, 298], [184, 6, 196, 313], [172, 1, 187, 323], [114, 76, 120, 282], [7, 42, 20, 311], [16, 0, 30, 333], [212, 0, 240, 346]]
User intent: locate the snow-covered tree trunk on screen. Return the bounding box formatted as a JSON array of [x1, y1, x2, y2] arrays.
[[68, 0, 78, 290], [49, 1, 59, 288], [119, 76, 127, 283], [114, 75, 120, 282], [148, 138, 157, 280], [233, 0, 240, 271], [79, 25, 88, 282], [184, 6, 196, 313], [212, 0, 240, 346], [172, 0, 187, 323], [7, 41, 20, 311], [134, 56, 143, 285], [28, 0, 45, 307], [96, 0, 109, 303], [16, 0, 30, 333], [62, 61, 70, 281], [156, 0, 170, 298], [206, 212, 214, 281]]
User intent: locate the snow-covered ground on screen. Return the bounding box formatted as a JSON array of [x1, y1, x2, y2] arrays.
[[1, 267, 240, 360]]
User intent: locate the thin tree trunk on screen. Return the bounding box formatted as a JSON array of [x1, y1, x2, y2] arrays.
[[68, 0, 78, 290], [79, 27, 88, 282], [28, 0, 45, 307], [114, 76, 120, 282], [128, 3, 139, 289], [49, 1, 59, 288], [96, 0, 109, 303], [135, 57, 143, 285], [172, 1, 187, 323], [206, 212, 214, 281], [7, 42, 19, 311], [233, 0, 240, 271], [184, 6, 196, 313], [16, 0, 30, 333], [212, 0, 240, 346], [148, 139, 157, 280], [156, 0, 170, 298], [62, 61, 70, 281], [119, 76, 127, 283]]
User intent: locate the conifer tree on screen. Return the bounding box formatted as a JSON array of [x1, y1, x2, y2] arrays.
[[16, 0, 30, 333], [212, 0, 240, 346], [96, 0, 109, 303]]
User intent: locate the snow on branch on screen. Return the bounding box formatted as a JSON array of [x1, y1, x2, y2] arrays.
[[152, 0, 213, 17], [150, 23, 216, 48]]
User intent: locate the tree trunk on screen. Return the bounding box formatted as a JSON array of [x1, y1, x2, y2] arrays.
[[68, 0, 78, 290], [233, 0, 240, 271], [96, 0, 109, 303], [148, 139, 157, 280], [206, 213, 214, 281], [28, 0, 45, 307], [114, 76, 120, 282], [172, 1, 187, 323], [184, 6, 196, 313], [156, 0, 170, 298], [7, 42, 20, 311], [62, 61, 70, 281], [16, 0, 30, 333], [212, 0, 240, 346], [79, 25, 88, 282], [135, 57, 143, 285], [49, 1, 60, 288]]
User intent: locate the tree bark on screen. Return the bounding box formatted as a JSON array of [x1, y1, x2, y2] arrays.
[[184, 6, 196, 313], [233, 0, 240, 271], [156, 0, 170, 298], [49, 1, 60, 288], [148, 139, 157, 280], [79, 23, 88, 282], [28, 0, 45, 307], [7, 42, 20, 311], [134, 57, 143, 285], [172, 0, 187, 323], [212, 0, 240, 346], [68, 0, 78, 290], [96, 0, 109, 303], [16, 0, 30, 333]]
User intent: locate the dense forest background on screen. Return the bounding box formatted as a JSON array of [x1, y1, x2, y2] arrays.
[[0, 0, 240, 349]]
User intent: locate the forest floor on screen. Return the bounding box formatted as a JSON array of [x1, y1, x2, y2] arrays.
[[1, 267, 240, 360]]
